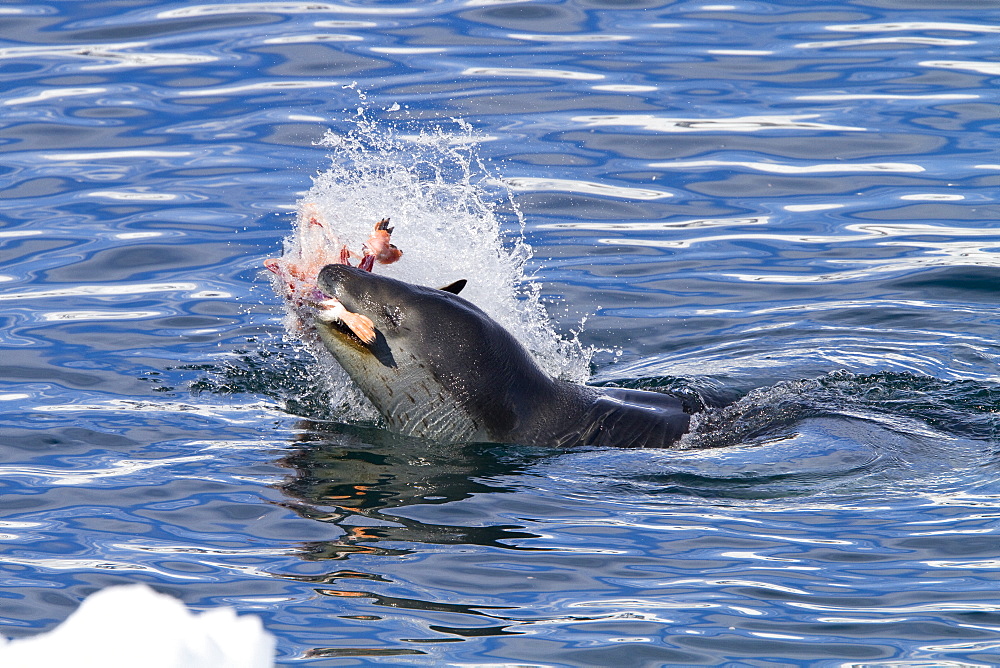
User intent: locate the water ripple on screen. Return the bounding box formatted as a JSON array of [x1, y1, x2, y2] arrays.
[[797, 36, 977, 49], [652, 159, 925, 174], [463, 66, 605, 81], [0, 42, 218, 70], [921, 59, 1000, 76], [504, 177, 673, 200], [572, 113, 866, 133], [0, 283, 202, 301], [174, 2, 421, 18], [174, 80, 341, 97], [3, 0, 1000, 665], [0, 455, 211, 486], [827, 21, 1000, 34], [507, 33, 631, 43]]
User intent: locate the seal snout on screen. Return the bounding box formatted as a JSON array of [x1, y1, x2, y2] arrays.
[[317, 263, 362, 300]]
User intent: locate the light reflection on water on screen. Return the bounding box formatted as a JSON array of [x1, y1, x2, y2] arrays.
[[2, 0, 1000, 665], [571, 113, 869, 133]]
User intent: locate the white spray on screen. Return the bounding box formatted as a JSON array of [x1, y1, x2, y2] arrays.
[[271, 111, 592, 423]]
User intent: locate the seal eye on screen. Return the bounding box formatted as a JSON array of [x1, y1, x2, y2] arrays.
[[382, 304, 403, 328]]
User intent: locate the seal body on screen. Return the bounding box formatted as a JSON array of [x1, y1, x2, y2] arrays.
[[315, 264, 691, 448]]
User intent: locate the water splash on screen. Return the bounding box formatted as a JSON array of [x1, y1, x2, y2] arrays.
[[271, 109, 592, 422]]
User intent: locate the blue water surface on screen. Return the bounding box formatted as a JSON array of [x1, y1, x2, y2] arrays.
[[3, 0, 1000, 665]]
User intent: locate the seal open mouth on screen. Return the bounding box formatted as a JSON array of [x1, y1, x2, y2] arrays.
[[318, 304, 371, 348], [316, 262, 468, 352], [264, 207, 404, 346], [314, 264, 411, 369]]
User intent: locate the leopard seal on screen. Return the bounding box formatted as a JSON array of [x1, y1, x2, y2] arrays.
[[315, 263, 691, 448]]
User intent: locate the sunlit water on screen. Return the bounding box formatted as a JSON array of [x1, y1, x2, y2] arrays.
[[3, 0, 1000, 665]]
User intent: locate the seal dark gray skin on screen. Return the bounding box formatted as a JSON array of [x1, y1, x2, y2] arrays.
[[315, 264, 691, 448]]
